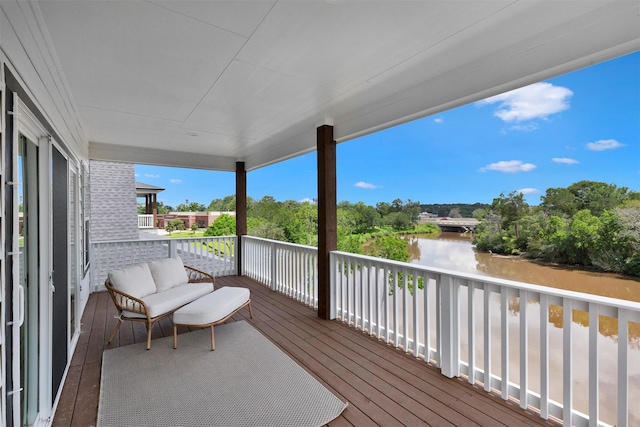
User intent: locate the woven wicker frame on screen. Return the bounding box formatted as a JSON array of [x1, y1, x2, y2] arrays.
[[105, 265, 215, 349]]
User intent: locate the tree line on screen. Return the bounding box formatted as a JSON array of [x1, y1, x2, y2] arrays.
[[197, 196, 437, 262], [157, 179, 640, 277], [473, 180, 640, 276]]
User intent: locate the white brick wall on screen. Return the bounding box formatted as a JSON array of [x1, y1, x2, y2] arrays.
[[90, 161, 139, 241]]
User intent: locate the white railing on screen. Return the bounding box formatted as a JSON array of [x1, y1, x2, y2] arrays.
[[241, 236, 318, 308], [330, 251, 640, 427], [91, 236, 237, 291], [137, 214, 154, 228]]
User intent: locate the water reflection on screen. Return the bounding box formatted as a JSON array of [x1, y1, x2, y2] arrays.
[[403, 233, 640, 424], [406, 232, 640, 302], [405, 234, 482, 274]]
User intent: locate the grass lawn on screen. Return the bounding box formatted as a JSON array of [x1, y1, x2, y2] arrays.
[[164, 231, 235, 255], [166, 230, 206, 238]]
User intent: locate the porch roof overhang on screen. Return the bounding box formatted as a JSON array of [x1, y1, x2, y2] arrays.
[[35, 1, 640, 172], [135, 182, 165, 197]]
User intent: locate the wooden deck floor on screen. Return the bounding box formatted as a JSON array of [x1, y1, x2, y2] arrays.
[[53, 275, 561, 427]]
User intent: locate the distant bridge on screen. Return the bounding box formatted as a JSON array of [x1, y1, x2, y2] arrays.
[[420, 217, 479, 233]]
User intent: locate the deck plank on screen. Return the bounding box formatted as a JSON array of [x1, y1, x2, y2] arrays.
[[52, 275, 560, 427]]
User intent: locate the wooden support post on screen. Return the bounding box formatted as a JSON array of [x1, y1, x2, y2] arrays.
[[236, 161, 247, 275], [317, 125, 337, 320], [152, 194, 157, 228]]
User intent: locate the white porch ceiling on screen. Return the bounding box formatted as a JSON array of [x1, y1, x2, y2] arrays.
[[36, 1, 640, 171]]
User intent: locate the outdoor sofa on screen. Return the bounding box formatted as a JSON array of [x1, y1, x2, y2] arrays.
[[105, 256, 215, 349]]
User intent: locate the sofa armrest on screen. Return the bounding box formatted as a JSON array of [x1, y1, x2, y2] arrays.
[[184, 265, 216, 290], [105, 279, 151, 319]]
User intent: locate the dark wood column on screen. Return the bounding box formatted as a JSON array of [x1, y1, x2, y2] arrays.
[[152, 194, 157, 228], [236, 162, 247, 275], [317, 125, 337, 320]]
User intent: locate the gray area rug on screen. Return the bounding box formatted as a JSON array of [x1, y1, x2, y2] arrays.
[[98, 321, 347, 426]]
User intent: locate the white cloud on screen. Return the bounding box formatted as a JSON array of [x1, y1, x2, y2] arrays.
[[299, 197, 316, 204], [586, 139, 625, 151], [135, 173, 140, 177], [434, 118, 443, 124], [517, 188, 540, 195], [355, 181, 379, 189], [552, 157, 579, 164], [170, 179, 182, 184], [477, 82, 573, 122], [508, 123, 538, 132], [144, 173, 160, 178], [479, 160, 537, 173]]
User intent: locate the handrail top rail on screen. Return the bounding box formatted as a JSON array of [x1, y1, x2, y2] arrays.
[[331, 250, 640, 312], [242, 235, 318, 251], [92, 235, 236, 245]]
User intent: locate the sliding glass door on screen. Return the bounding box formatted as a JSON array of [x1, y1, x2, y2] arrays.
[[17, 133, 39, 426]]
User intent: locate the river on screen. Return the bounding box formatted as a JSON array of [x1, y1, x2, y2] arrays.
[[403, 232, 640, 425]]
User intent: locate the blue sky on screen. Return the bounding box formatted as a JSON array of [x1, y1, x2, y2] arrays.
[[135, 51, 639, 209]]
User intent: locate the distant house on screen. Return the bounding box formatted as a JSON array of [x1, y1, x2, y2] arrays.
[[136, 181, 165, 228], [157, 211, 235, 230]]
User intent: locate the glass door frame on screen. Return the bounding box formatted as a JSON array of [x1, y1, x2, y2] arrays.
[[12, 95, 53, 427]]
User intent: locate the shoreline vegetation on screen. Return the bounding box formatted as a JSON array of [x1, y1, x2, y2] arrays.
[[158, 180, 639, 279]]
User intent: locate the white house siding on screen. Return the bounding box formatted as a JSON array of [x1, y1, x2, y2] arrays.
[[1, 3, 93, 424], [90, 160, 139, 241]]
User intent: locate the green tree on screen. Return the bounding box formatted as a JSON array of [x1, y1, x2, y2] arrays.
[[391, 198, 404, 212], [296, 202, 318, 246], [352, 201, 380, 233], [474, 211, 508, 253], [366, 235, 410, 262], [402, 199, 421, 224], [383, 212, 411, 230], [176, 201, 206, 212], [337, 230, 364, 254], [249, 222, 285, 241], [540, 187, 576, 216], [157, 203, 173, 214], [190, 222, 198, 234], [491, 191, 529, 238], [203, 214, 236, 236], [208, 194, 236, 211], [376, 201, 393, 217], [165, 218, 184, 234]]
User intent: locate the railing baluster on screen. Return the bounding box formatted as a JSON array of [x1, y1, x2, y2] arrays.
[[413, 269, 419, 357], [403, 267, 409, 351], [424, 274, 431, 363], [393, 266, 399, 348], [618, 308, 629, 427], [484, 283, 492, 393], [563, 298, 573, 426], [384, 265, 390, 342], [367, 261, 372, 332], [468, 281, 476, 384], [501, 287, 509, 400], [519, 289, 528, 409], [540, 293, 549, 419], [589, 302, 599, 427]]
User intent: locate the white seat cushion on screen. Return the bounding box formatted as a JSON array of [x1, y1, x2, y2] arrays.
[[108, 263, 157, 299], [148, 256, 189, 292], [173, 287, 250, 325], [123, 282, 213, 319]]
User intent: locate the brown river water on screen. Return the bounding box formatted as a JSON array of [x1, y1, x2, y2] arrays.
[[403, 233, 640, 425]]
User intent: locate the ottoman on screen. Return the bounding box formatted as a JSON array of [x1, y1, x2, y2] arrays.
[[172, 286, 252, 350]]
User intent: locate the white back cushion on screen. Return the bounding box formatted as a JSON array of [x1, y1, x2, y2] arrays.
[[148, 256, 189, 292], [108, 263, 157, 299]]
